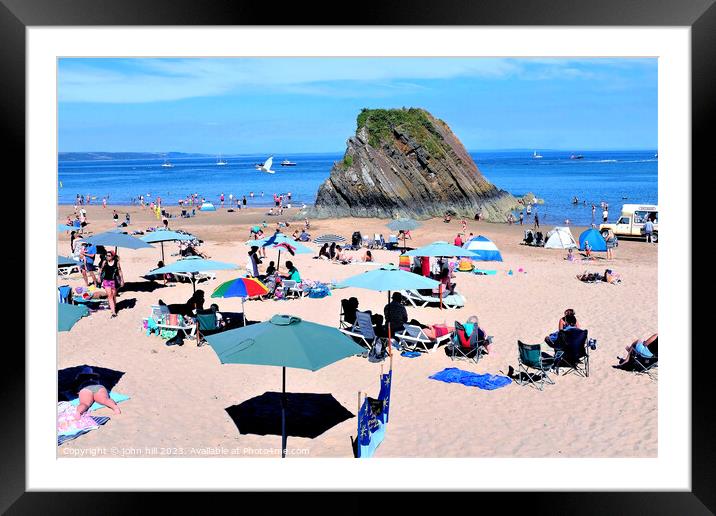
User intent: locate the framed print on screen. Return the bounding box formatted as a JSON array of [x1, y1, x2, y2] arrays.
[[3, 0, 710, 511]]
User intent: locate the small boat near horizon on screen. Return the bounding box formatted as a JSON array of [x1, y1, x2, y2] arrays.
[[533, 150, 543, 159], [161, 159, 174, 168], [280, 160, 297, 166], [570, 154, 584, 160], [216, 154, 227, 166]]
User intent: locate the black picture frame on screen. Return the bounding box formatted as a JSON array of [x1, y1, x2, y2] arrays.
[[4, 0, 708, 511]]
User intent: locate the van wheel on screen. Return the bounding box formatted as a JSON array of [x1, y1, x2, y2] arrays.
[[600, 230, 610, 239], [651, 232, 658, 243]]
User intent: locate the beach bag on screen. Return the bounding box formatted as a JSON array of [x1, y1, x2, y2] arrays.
[[399, 255, 411, 271], [166, 333, 185, 346]]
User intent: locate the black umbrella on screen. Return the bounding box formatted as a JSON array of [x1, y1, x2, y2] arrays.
[[225, 392, 354, 440]]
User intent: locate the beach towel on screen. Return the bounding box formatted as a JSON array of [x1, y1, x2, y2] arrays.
[[57, 416, 110, 446], [69, 391, 130, 412], [428, 368, 512, 390], [400, 351, 422, 358], [473, 269, 497, 275]]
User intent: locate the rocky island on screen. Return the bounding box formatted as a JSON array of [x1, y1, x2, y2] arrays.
[[309, 108, 518, 221]]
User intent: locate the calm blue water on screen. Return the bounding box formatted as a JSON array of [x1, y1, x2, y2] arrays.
[[58, 150, 657, 226]]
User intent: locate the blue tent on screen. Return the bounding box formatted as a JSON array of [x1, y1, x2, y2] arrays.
[[463, 235, 503, 261], [578, 228, 607, 252]]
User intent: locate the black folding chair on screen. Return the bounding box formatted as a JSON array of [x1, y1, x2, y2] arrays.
[[553, 328, 590, 377]]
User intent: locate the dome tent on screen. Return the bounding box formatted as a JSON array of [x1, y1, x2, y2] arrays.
[[200, 202, 216, 212], [544, 227, 578, 249], [578, 228, 607, 252], [463, 235, 503, 261]]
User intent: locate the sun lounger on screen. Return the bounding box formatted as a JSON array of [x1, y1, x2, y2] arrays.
[[281, 280, 305, 299], [401, 289, 465, 309], [57, 264, 81, 277], [339, 310, 383, 354], [174, 271, 216, 284], [395, 324, 453, 353]]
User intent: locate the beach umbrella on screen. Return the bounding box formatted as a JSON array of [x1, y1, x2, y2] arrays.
[[246, 232, 313, 270], [336, 264, 439, 302], [387, 218, 421, 251], [140, 230, 196, 262], [57, 255, 79, 267], [58, 224, 78, 232], [84, 231, 155, 253], [58, 302, 89, 332], [463, 235, 503, 261], [205, 314, 365, 457], [148, 256, 238, 293], [404, 241, 478, 258], [404, 241, 478, 309], [313, 234, 346, 245], [211, 277, 270, 325]]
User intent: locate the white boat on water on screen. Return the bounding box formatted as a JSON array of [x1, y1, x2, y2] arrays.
[[280, 160, 297, 166], [533, 150, 543, 159], [216, 154, 227, 166], [161, 159, 174, 168]]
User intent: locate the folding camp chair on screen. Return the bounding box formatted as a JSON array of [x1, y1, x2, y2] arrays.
[[516, 341, 558, 390], [339, 298, 359, 329], [339, 310, 384, 353], [396, 324, 453, 353], [58, 263, 80, 277], [57, 285, 73, 304], [195, 309, 221, 346], [553, 328, 590, 377], [447, 320, 492, 364], [622, 338, 658, 380]]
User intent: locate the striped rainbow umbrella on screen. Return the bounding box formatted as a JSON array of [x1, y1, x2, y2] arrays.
[[212, 277, 269, 299], [211, 276, 269, 326]]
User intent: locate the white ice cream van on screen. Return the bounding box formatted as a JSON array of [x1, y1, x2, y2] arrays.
[[599, 204, 658, 242]]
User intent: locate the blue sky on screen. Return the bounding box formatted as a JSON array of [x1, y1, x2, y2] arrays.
[[58, 57, 657, 153]]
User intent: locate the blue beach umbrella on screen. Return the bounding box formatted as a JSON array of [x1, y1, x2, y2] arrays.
[[404, 241, 478, 258], [387, 218, 422, 250], [141, 230, 196, 262], [84, 231, 155, 251], [57, 255, 79, 267], [205, 314, 365, 458], [463, 235, 503, 261], [58, 302, 89, 332], [58, 224, 77, 232], [578, 228, 608, 252], [147, 256, 238, 293], [337, 265, 440, 302]]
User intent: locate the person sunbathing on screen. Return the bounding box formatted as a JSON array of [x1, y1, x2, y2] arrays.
[[618, 333, 657, 366], [74, 366, 121, 418], [335, 246, 353, 264]]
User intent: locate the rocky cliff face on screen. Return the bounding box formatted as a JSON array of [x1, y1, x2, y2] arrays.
[[309, 108, 518, 221]]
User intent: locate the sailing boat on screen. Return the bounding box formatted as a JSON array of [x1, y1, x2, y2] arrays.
[[161, 158, 174, 168], [533, 150, 543, 159], [216, 154, 227, 166]]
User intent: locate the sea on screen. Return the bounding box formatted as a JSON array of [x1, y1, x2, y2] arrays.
[[58, 150, 658, 227]]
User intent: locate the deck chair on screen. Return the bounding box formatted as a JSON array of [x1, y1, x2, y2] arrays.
[[397, 324, 453, 353], [447, 320, 491, 364], [57, 285, 73, 304], [516, 341, 558, 390], [281, 280, 304, 299], [340, 310, 383, 353], [57, 263, 80, 277], [150, 304, 171, 320], [553, 328, 590, 377], [401, 289, 466, 310], [386, 234, 399, 250]]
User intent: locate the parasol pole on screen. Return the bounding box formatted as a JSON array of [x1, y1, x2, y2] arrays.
[[277, 249, 282, 272], [281, 366, 287, 459], [241, 297, 246, 326], [161, 242, 165, 263]]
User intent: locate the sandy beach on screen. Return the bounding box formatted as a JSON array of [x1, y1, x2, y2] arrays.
[[57, 204, 657, 458]]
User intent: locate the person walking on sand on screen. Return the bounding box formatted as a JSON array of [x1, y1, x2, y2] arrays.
[[605, 228, 617, 259], [242, 195, 247, 208], [220, 192, 225, 207], [643, 217, 655, 243], [602, 207, 609, 223], [519, 212, 524, 225], [99, 250, 124, 318], [534, 212, 540, 229]]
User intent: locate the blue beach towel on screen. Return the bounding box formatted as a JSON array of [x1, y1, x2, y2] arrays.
[[429, 368, 512, 390], [69, 391, 130, 412], [400, 351, 422, 358]]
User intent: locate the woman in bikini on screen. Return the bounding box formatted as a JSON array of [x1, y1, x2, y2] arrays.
[[99, 250, 124, 317], [74, 366, 121, 418]]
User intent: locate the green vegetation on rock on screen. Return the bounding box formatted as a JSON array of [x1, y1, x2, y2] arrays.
[[357, 108, 445, 157]]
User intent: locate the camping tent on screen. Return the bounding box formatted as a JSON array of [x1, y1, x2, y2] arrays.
[[200, 202, 216, 212], [578, 228, 607, 252], [463, 235, 503, 261], [545, 227, 578, 249]]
